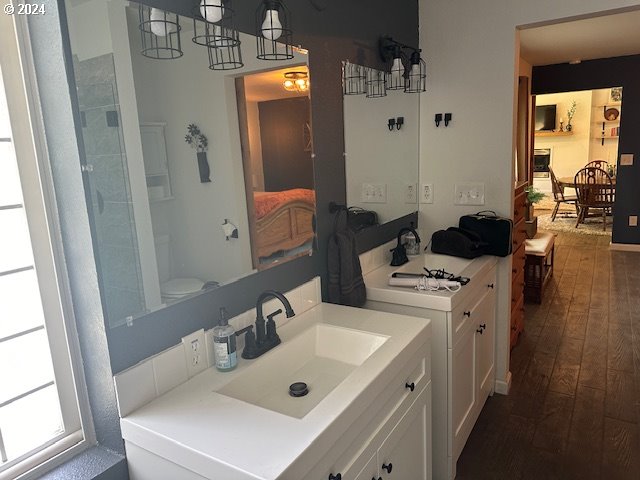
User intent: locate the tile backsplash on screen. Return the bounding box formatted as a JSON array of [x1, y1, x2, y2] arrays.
[[359, 240, 396, 276], [113, 277, 322, 417]]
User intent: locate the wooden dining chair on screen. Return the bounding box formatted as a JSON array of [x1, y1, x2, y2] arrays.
[[573, 167, 615, 231], [585, 160, 609, 169], [549, 168, 578, 221]]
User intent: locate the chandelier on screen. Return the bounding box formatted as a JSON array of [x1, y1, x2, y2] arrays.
[[283, 71, 309, 92]]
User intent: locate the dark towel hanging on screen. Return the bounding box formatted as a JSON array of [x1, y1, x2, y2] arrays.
[[327, 207, 366, 307]]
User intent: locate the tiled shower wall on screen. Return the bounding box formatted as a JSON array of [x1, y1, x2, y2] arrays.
[[74, 53, 144, 326]]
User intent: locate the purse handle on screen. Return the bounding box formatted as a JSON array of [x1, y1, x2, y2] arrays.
[[475, 210, 498, 217]]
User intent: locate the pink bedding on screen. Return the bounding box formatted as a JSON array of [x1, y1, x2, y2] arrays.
[[254, 188, 315, 220]]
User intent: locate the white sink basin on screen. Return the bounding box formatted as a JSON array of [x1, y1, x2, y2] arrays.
[[423, 253, 473, 276], [218, 324, 389, 418]]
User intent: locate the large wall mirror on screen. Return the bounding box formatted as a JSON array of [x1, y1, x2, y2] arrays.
[[343, 62, 419, 227], [64, 0, 316, 328]]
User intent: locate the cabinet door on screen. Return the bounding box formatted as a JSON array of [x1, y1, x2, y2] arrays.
[[354, 453, 379, 480], [140, 124, 169, 175], [378, 386, 430, 480], [451, 322, 476, 461], [475, 289, 496, 401]]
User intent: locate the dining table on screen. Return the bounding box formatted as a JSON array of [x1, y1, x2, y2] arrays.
[[558, 175, 617, 189]]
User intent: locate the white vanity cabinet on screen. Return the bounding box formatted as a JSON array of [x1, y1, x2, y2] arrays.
[[363, 256, 497, 480]]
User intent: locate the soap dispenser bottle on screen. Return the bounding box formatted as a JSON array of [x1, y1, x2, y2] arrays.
[[213, 307, 237, 372]]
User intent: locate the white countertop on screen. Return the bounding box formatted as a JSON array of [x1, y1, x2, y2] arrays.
[[364, 254, 497, 311], [120, 303, 430, 480]]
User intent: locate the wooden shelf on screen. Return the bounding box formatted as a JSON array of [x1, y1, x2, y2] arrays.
[[535, 131, 573, 137]]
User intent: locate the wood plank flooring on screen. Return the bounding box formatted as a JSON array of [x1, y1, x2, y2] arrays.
[[456, 232, 640, 480]]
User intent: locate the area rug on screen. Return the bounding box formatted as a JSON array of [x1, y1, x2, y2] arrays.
[[536, 212, 612, 236]]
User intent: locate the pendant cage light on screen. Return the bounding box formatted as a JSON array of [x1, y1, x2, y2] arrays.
[[386, 46, 406, 91], [206, 42, 244, 70], [342, 61, 366, 96], [405, 51, 427, 93], [366, 68, 387, 98], [256, 0, 294, 60], [192, 0, 239, 48], [139, 5, 183, 60]]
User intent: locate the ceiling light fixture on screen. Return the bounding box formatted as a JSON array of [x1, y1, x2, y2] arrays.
[[379, 36, 426, 94], [342, 61, 367, 96], [192, 0, 243, 70], [283, 71, 309, 92], [256, 0, 293, 60]]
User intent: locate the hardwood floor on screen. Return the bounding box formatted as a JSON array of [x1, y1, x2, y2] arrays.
[[456, 232, 640, 480]]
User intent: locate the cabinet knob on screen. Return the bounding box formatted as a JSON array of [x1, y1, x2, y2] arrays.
[[405, 382, 415, 392], [328, 474, 342, 480], [463, 311, 471, 317], [382, 463, 393, 473], [487, 283, 495, 289]]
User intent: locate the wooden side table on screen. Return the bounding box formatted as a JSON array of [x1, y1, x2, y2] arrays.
[[524, 232, 555, 304]]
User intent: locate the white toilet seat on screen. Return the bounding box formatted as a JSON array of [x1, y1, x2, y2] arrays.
[[161, 278, 205, 299]]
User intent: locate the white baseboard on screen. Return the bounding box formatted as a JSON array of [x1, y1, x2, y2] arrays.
[[609, 242, 640, 252], [494, 371, 512, 395]]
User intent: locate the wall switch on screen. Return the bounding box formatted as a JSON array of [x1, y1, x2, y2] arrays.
[[405, 183, 417, 203], [630, 216, 638, 227], [420, 183, 434, 204], [182, 329, 207, 378], [454, 182, 485, 205], [620, 154, 634, 166], [361, 183, 387, 203]]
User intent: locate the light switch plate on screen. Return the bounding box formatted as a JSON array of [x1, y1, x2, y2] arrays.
[[182, 329, 207, 378], [620, 154, 634, 166], [629, 216, 638, 227], [455, 182, 485, 205], [361, 183, 387, 203]]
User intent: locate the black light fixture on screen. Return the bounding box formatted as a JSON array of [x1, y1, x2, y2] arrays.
[[366, 68, 386, 98], [379, 36, 426, 94], [342, 61, 366, 96], [192, 0, 243, 70], [138, 5, 183, 60], [256, 0, 294, 60], [405, 51, 427, 93]]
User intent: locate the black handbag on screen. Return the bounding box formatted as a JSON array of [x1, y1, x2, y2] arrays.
[[431, 227, 488, 259], [347, 207, 378, 232], [459, 210, 513, 257]]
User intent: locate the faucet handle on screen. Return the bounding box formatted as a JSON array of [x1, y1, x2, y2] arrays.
[[266, 309, 283, 323], [266, 309, 282, 341], [238, 325, 256, 359]]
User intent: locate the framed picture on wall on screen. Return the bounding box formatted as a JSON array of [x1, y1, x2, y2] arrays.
[[610, 87, 623, 103]]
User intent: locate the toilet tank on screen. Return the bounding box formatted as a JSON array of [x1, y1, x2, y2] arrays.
[[154, 235, 171, 283]]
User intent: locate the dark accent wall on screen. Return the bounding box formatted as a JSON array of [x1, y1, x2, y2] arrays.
[[532, 55, 640, 245], [259, 97, 313, 191]]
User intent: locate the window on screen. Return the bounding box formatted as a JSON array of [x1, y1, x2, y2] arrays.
[[0, 13, 88, 480]]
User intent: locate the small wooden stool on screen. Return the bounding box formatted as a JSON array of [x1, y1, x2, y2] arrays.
[[524, 231, 555, 304]]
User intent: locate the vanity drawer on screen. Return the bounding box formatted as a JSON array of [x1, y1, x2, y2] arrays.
[[449, 267, 497, 349]]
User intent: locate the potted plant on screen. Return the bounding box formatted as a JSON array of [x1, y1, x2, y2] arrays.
[[524, 186, 545, 238], [565, 100, 577, 132], [185, 124, 211, 183]]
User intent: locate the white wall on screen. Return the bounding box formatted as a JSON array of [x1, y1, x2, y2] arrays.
[[419, 0, 640, 392], [129, 24, 305, 285], [344, 91, 420, 224]]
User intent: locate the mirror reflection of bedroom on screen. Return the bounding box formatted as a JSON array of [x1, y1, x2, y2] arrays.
[[235, 66, 315, 270]]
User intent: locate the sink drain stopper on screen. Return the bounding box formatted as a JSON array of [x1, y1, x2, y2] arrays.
[[289, 382, 309, 397]]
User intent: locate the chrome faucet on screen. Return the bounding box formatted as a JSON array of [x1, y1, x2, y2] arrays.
[[241, 290, 295, 359]]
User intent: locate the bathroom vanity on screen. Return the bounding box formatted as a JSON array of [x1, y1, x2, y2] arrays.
[[363, 253, 497, 480], [120, 303, 432, 479]]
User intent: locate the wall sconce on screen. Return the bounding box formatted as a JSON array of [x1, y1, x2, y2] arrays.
[[138, 5, 183, 59], [256, 0, 294, 60], [366, 68, 386, 98], [192, 0, 244, 70], [379, 36, 426, 94], [342, 61, 366, 96]]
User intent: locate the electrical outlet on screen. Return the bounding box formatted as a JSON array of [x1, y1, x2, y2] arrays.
[[361, 183, 387, 203], [420, 183, 434, 204], [182, 329, 207, 378], [454, 182, 485, 205], [405, 183, 417, 203], [630, 216, 638, 227]]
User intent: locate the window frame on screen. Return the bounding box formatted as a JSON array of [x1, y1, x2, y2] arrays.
[[0, 9, 94, 480]]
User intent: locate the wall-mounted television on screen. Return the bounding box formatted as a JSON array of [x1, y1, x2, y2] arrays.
[[535, 104, 556, 131]]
